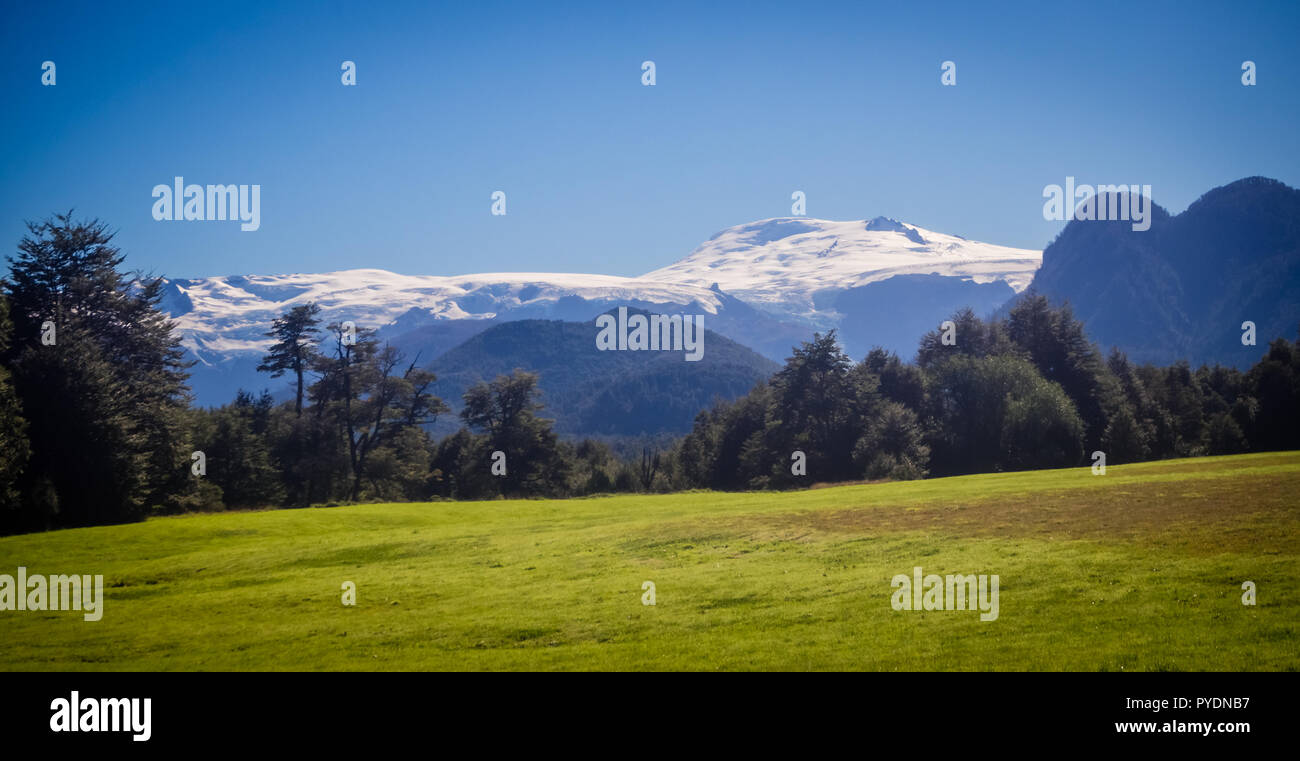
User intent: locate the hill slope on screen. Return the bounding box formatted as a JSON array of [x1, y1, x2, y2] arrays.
[[424, 316, 779, 437], [1020, 176, 1300, 367]]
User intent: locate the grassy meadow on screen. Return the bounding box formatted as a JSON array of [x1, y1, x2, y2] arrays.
[[0, 451, 1296, 671]]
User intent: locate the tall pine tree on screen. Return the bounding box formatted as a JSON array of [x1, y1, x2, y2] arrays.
[[4, 213, 192, 529], [258, 303, 322, 416]]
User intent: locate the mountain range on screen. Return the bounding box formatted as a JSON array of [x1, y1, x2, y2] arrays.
[[161, 177, 1300, 436], [163, 215, 1041, 410]]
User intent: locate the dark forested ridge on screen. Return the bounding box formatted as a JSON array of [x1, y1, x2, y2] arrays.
[[2, 212, 1299, 535], [1021, 176, 1300, 368], [424, 315, 779, 438]]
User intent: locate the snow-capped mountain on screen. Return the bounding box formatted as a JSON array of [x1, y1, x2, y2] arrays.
[[162, 269, 799, 406], [642, 216, 1041, 327], [164, 269, 728, 366], [162, 217, 1043, 406]]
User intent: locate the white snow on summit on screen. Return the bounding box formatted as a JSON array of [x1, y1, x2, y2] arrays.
[[165, 269, 726, 365], [640, 217, 1042, 323], [164, 217, 1042, 373]]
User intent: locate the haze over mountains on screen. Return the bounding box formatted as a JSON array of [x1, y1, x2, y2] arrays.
[[162, 177, 1300, 434]]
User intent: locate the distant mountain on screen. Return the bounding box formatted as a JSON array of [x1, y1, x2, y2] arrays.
[[424, 316, 778, 438], [641, 216, 1041, 358], [163, 216, 1042, 406], [1016, 177, 1300, 367], [161, 269, 799, 406]]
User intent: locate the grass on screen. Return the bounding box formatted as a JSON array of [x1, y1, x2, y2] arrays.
[[1, 451, 1296, 671]]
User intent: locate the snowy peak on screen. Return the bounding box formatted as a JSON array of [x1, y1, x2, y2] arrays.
[[163, 216, 1045, 406], [165, 269, 728, 365], [863, 215, 910, 232], [864, 215, 927, 244], [640, 217, 1041, 322]]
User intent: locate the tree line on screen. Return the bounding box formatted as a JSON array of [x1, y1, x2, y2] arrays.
[[675, 299, 1300, 489], [1, 213, 1298, 534]]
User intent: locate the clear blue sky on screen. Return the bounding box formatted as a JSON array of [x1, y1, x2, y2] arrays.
[[3, 0, 1297, 280]]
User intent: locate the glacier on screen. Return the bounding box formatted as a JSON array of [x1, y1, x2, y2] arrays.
[[160, 217, 1042, 406]]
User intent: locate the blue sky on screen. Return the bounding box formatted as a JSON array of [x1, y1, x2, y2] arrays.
[[3, 0, 1297, 279]]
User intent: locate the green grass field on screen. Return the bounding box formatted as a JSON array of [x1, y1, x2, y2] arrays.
[[1, 452, 1296, 671]]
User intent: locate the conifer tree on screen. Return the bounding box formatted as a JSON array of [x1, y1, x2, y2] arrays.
[[4, 213, 191, 528], [258, 303, 322, 417]]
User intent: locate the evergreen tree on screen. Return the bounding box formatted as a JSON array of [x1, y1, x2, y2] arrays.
[[258, 303, 322, 417], [1247, 338, 1300, 452], [200, 390, 285, 508], [1006, 294, 1118, 453], [1102, 404, 1150, 463], [429, 427, 496, 499], [852, 401, 929, 480], [864, 347, 927, 411], [4, 213, 192, 529], [765, 331, 866, 485], [926, 354, 1083, 475], [461, 370, 568, 497], [915, 306, 1013, 368], [270, 405, 351, 505], [0, 295, 30, 533]]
